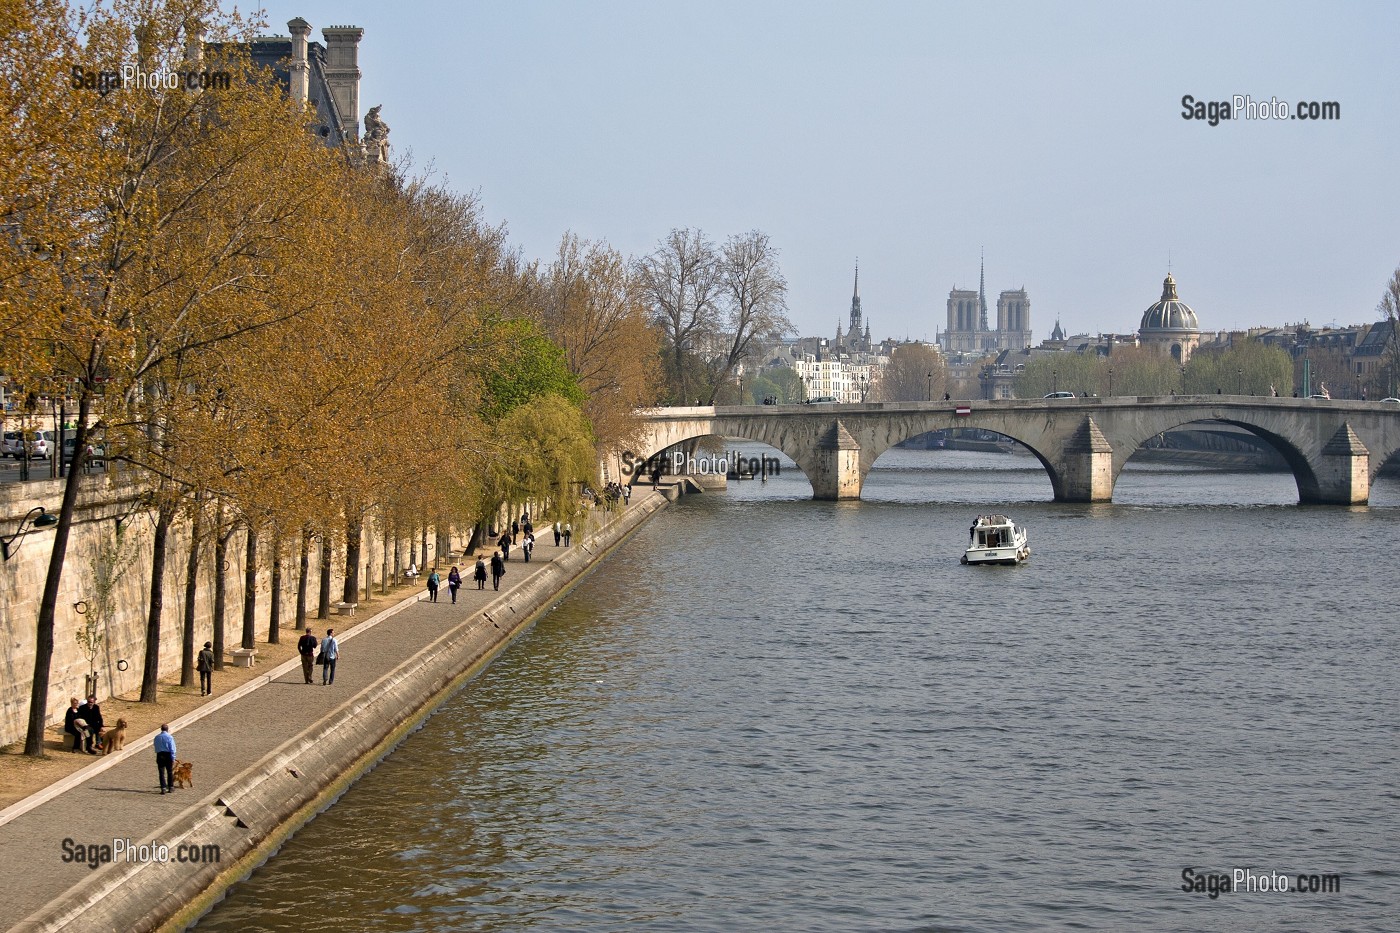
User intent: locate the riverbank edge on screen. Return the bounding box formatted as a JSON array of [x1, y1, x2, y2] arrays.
[[13, 492, 671, 933]]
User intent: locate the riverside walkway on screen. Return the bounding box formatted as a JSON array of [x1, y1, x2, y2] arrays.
[[0, 491, 664, 930]]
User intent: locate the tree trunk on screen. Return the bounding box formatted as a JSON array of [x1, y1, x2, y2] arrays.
[[241, 522, 258, 649], [268, 529, 283, 645], [213, 517, 230, 672], [180, 491, 205, 687], [465, 522, 483, 556], [381, 515, 390, 594], [420, 524, 428, 570], [139, 502, 175, 703], [22, 393, 93, 755], [295, 529, 310, 631], [318, 537, 332, 619], [343, 512, 362, 603]]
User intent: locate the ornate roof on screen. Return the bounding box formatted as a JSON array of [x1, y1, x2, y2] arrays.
[[1139, 274, 1200, 333]]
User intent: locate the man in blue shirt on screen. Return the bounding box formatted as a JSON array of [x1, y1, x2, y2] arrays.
[[154, 724, 176, 794]]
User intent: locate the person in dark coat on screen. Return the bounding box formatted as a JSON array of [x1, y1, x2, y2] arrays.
[[77, 695, 103, 753], [498, 531, 512, 560], [474, 556, 488, 589], [490, 550, 506, 591], [447, 566, 462, 604], [197, 641, 216, 696], [297, 627, 319, 684]]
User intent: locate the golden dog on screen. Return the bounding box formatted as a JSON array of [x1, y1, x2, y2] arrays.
[[100, 719, 127, 755], [172, 759, 194, 789]]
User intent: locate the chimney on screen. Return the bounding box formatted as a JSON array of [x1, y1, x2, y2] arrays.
[[184, 18, 204, 69], [321, 25, 363, 140], [288, 17, 311, 107]]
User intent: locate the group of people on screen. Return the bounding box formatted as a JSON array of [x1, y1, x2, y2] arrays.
[[296, 626, 340, 685], [63, 694, 105, 754]]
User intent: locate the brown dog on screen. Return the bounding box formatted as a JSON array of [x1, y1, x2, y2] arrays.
[[100, 719, 127, 755], [172, 759, 194, 789]]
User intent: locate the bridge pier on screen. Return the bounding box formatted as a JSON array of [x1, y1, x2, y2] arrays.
[[809, 420, 862, 500], [1304, 423, 1369, 504], [1055, 417, 1114, 502]]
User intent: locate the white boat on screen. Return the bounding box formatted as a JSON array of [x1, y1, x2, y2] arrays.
[[961, 514, 1030, 565]]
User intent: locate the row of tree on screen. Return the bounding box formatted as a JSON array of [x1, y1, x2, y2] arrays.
[[0, 1, 674, 756]]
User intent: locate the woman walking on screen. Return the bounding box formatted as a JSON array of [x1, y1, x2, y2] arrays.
[[474, 556, 488, 589], [426, 569, 440, 602], [447, 565, 462, 604]]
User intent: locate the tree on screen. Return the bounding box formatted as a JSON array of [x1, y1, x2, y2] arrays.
[[703, 231, 793, 405], [634, 228, 721, 404], [1376, 265, 1400, 398], [876, 344, 946, 401]]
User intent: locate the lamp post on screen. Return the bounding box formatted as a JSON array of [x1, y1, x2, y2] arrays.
[[926, 371, 933, 401], [1356, 372, 1362, 400], [1180, 366, 1186, 395], [1052, 369, 1058, 394], [2, 506, 59, 561], [1236, 368, 1243, 395], [1108, 367, 1114, 397]]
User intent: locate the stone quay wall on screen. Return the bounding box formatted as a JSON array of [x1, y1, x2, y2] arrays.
[[0, 476, 416, 748]]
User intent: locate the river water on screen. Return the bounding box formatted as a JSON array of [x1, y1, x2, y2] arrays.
[[199, 447, 1399, 932]]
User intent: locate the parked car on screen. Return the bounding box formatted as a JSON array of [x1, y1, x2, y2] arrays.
[[804, 396, 838, 404], [1043, 391, 1076, 399], [1380, 397, 1400, 404], [3, 430, 52, 458]]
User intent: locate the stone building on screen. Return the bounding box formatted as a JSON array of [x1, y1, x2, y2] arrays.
[[939, 256, 1032, 355], [1137, 273, 1202, 362]]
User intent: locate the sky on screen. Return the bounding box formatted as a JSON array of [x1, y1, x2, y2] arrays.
[[264, 0, 1400, 343]]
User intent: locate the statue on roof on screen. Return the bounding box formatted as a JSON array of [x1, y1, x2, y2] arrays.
[[363, 104, 390, 161]]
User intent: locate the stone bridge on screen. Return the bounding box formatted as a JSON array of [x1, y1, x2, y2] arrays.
[[629, 396, 1400, 504]]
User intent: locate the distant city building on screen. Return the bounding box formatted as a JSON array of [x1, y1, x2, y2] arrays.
[[938, 256, 1032, 355], [1137, 272, 1202, 362], [773, 264, 899, 402]]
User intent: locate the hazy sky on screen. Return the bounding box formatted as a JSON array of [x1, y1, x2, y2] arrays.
[[267, 0, 1400, 343]]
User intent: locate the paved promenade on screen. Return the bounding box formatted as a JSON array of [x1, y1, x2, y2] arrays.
[[0, 493, 660, 929]]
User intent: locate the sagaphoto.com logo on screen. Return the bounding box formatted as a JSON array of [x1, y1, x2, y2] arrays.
[[1181, 94, 1339, 126], [71, 63, 231, 96]]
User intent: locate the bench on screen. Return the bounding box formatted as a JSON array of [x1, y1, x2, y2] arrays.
[[229, 648, 257, 668], [333, 601, 358, 617]]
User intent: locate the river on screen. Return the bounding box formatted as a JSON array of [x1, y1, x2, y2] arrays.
[[198, 447, 1399, 932]]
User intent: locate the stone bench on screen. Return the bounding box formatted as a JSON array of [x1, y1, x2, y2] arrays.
[[229, 648, 257, 668], [333, 601, 358, 616]]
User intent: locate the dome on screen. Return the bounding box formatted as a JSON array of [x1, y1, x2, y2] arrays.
[[1139, 274, 1200, 333]]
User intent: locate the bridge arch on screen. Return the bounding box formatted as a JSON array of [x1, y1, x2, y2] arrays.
[[622, 417, 817, 493], [859, 418, 1069, 500]]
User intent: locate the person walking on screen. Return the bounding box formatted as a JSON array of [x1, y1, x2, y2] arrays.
[[64, 697, 88, 754], [490, 550, 505, 591], [447, 565, 462, 604], [296, 627, 318, 683], [474, 556, 488, 590], [622, 485, 630, 505], [553, 521, 562, 546], [154, 724, 176, 794], [563, 522, 572, 547], [77, 695, 104, 754], [321, 629, 339, 686], [498, 530, 512, 560], [196, 641, 216, 696], [426, 569, 440, 602]]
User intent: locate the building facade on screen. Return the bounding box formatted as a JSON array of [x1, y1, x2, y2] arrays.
[[938, 257, 1032, 355]]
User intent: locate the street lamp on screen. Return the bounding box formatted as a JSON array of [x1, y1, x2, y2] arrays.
[[1180, 366, 1186, 395], [926, 371, 933, 401], [2, 506, 59, 561], [1236, 368, 1243, 395], [1052, 369, 1058, 394], [1108, 367, 1114, 397]]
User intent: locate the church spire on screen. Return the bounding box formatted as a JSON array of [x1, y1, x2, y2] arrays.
[[978, 249, 989, 331], [848, 259, 863, 340]]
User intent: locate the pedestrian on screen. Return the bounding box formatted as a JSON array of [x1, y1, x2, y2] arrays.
[[197, 641, 215, 696], [523, 516, 533, 536], [498, 531, 512, 560], [563, 522, 572, 547], [321, 628, 339, 686], [622, 485, 630, 505], [297, 626, 319, 684], [154, 724, 176, 794], [490, 550, 505, 590], [447, 565, 462, 604], [969, 517, 979, 543], [64, 697, 88, 754], [522, 532, 534, 563], [650, 467, 661, 489], [512, 518, 520, 540], [77, 694, 104, 754], [553, 521, 562, 546], [474, 555, 488, 589], [426, 569, 440, 602]]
